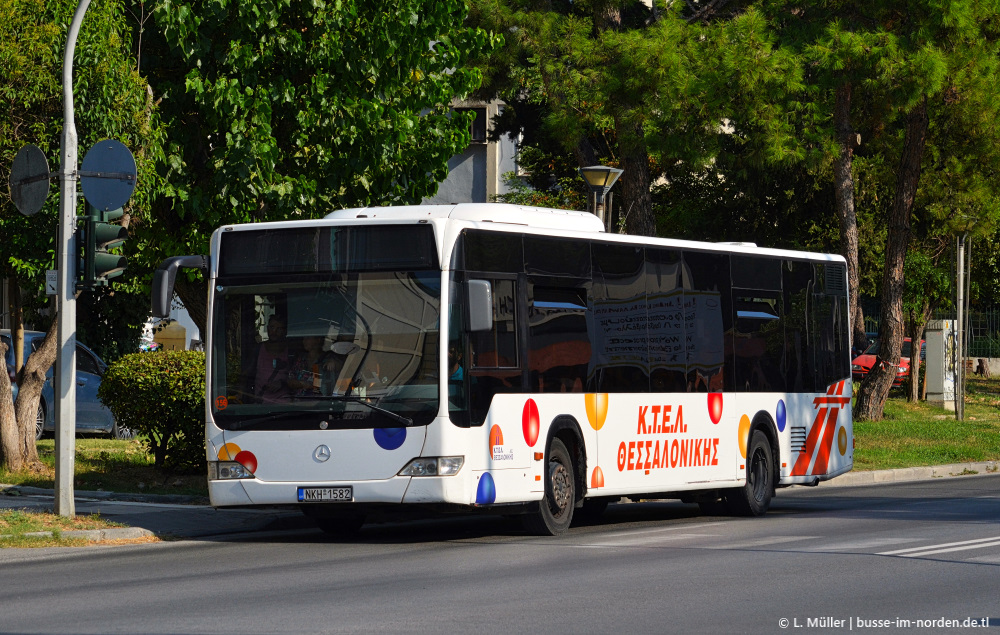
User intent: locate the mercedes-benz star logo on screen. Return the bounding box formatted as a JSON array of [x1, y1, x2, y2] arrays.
[[313, 445, 331, 462]]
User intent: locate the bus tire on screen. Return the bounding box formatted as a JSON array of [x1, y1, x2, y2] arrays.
[[726, 430, 773, 517], [522, 437, 575, 535]]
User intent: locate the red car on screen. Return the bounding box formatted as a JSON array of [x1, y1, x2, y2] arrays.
[[851, 338, 926, 387]]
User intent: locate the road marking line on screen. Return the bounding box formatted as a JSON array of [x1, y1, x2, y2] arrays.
[[805, 537, 917, 552], [890, 539, 1000, 558], [879, 535, 1000, 555], [706, 535, 820, 550], [574, 533, 717, 548]]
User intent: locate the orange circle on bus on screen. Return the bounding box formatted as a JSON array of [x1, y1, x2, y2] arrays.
[[585, 393, 608, 431], [215, 395, 228, 410], [591, 466, 605, 489], [218, 443, 241, 461], [738, 415, 751, 458], [838, 426, 848, 456]]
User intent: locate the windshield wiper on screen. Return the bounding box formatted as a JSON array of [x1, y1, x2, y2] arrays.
[[224, 409, 331, 431], [308, 395, 414, 427]]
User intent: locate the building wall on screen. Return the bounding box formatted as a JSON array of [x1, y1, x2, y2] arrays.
[[422, 100, 517, 205]]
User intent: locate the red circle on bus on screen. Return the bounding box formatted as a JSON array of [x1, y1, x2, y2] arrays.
[[234, 450, 257, 474], [707, 393, 723, 424], [215, 396, 228, 411], [522, 399, 540, 447]]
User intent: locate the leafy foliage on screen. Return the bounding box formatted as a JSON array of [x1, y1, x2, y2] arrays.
[[0, 0, 157, 289], [131, 0, 499, 326], [0, 0, 158, 471], [98, 351, 206, 472]]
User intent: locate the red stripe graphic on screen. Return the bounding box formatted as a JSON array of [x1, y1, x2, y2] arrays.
[[811, 407, 841, 475], [791, 407, 827, 476], [791, 381, 849, 477]]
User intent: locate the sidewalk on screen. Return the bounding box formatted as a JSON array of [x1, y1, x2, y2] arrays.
[[2, 459, 998, 542], [0, 484, 309, 541]]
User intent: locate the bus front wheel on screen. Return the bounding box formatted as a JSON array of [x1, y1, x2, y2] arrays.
[[726, 430, 774, 516], [522, 437, 576, 536]]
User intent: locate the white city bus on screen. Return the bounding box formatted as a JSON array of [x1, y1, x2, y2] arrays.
[[152, 203, 853, 536]]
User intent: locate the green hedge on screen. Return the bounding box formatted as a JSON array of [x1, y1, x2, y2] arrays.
[[98, 350, 206, 472]]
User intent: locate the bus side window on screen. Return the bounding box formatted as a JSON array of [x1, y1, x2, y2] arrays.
[[528, 284, 589, 394], [468, 278, 522, 425]]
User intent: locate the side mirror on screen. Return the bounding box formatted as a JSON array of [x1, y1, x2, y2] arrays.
[[151, 255, 209, 318], [467, 280, 493, 333]]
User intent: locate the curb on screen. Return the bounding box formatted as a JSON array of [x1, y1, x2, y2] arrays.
[[0, 484, 207, 505], [816, 460, 1000, 487], [19, 527, 156, 541]]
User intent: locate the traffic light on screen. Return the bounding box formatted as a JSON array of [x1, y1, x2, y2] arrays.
[[80, 206, 128, 289]]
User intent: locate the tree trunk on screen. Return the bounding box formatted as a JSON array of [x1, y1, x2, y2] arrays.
[[11, 283, 24, 376], [0, 339, 20, 471], [832, 82, 866, 351], [855, 98, 929, 420], [616, 122, 655, 237], [174, 276, 208, 341], [14, 319, 58, 468], [907, 300, 932, 403]]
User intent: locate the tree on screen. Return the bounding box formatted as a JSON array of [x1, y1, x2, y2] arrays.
[[855, 0, 1000, 419], [130, 0, 499, 332], [0, 0, 157, 471], [471, 1, 804, 238]]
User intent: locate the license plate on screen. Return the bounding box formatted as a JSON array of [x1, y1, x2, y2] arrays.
[[297, 486, 353, 502]]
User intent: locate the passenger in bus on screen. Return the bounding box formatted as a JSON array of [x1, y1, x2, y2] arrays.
[[448, 346, 464, 381], [288, 335, 329, 397], [254, 315, 292, 402]]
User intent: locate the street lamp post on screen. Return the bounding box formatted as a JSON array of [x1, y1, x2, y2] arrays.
[[54, 0, 93, 517], [579, 165, 623, 232]]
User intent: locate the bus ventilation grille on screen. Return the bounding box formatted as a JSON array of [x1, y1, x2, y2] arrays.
[[825, 263, 846, 294], [790, 427, 808, 453]]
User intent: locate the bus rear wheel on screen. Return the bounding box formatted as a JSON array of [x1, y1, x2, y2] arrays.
[[726, 430, 773, 516], [522, 437, 575, 536]]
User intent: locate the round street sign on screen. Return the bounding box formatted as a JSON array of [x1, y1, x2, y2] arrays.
[[80, 139, 137, 211], [9, 144, 51, 216]]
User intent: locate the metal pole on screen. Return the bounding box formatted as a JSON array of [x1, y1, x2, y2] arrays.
[[963, 236, 973, 414], [955, 234, 965, 422], [55, 0, 92, 517]]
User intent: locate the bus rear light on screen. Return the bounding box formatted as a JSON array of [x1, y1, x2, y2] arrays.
[[210, 461, 254, 480], [399, 456, 464, 477]]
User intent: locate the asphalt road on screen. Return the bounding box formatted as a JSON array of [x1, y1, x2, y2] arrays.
[[1, 474, 998, 634]]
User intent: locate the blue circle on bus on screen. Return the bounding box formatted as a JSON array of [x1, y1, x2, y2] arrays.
[[374, 427, 406, 450], [776, 400, 787, 432], [476, 472, 496, 504]]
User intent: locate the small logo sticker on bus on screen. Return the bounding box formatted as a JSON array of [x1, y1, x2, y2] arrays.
[[490, 425, 514, 461], [215, 396, 228, 410]]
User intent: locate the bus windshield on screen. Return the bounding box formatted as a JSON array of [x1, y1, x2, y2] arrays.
[[210, 271, 441, 430]]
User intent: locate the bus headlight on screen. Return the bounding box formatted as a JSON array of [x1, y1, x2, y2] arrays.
[[209, 461, 254, 480], [398, 456, 464, 477]]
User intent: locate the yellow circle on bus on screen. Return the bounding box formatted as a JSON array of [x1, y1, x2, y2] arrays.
[[218, 443, 241, 461], [738, 415, 751, 458], [838, 427, 848, 456]]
